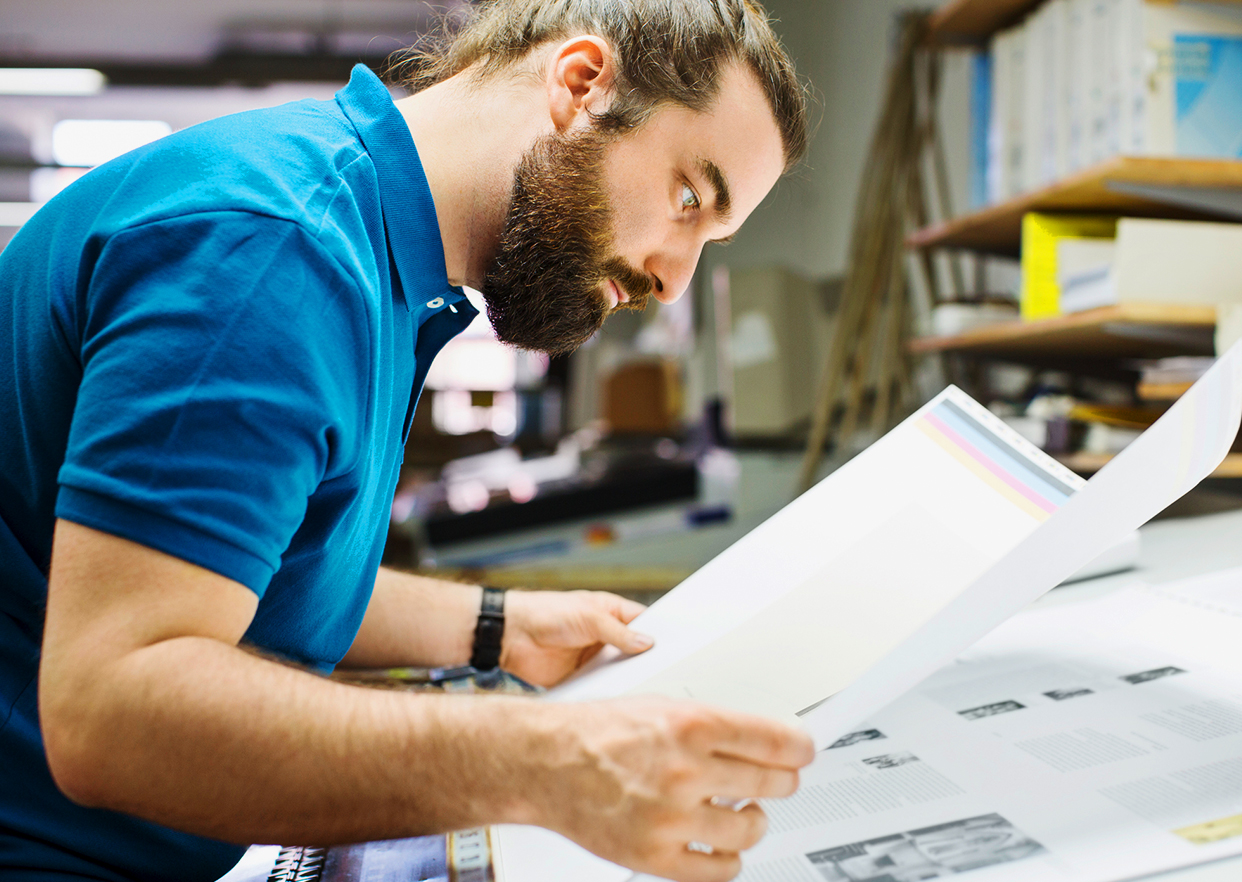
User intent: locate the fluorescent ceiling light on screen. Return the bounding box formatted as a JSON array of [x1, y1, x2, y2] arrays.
[[52, 119, 173, 168], [0, 202, 41, 227], [0, 68, 106, 96], [30, 167, 89, 204]]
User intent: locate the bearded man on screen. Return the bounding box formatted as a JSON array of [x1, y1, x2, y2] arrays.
[[0, 2, 813, 880]]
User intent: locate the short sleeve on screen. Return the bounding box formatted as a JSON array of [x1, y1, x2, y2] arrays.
[[56, 212, 371, 595]]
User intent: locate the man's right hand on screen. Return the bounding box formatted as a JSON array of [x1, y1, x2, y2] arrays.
[[510, 697, 815, 882]]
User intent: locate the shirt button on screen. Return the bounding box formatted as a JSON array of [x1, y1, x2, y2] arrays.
[[427, 297, 445, 309]]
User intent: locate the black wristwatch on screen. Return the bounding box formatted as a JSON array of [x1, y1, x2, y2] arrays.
[[470, 586, 506, 671]]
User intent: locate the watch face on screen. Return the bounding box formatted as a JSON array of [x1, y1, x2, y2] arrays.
[[481, 587, 506, 614]]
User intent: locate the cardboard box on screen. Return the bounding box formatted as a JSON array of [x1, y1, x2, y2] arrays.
[[727, 267, 819, 438]]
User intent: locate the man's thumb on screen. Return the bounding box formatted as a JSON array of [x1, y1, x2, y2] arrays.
[[591, 611, 654, 654]]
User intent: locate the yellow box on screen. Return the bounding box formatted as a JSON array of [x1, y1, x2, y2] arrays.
[[1019, 213, 1119, 320]]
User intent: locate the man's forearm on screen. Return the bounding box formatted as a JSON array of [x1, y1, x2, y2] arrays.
[[340, 568, 482, 669], [49, 634, 543, 844], [42, 523, 815, 882]]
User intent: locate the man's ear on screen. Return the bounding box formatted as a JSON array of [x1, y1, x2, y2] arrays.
[[546, 35, 616, 132]]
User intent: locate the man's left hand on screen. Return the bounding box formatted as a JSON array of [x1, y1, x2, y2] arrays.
[[501, 590, 653, 687]]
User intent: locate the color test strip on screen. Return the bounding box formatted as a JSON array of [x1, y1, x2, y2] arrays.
[[917, 416, 1055, 522], [937, 399, 1076, 502]]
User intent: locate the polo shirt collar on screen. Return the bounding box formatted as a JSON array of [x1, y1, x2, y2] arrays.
[[336, 64, 463, 314]]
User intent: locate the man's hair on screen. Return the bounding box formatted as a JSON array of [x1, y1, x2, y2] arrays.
[[392, 0, 808, 169]]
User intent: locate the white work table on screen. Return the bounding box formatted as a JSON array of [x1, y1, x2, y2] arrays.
[[1038, 506, 1242, 882]]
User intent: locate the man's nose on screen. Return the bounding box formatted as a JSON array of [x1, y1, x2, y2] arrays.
[[646, 242, 704, 305]]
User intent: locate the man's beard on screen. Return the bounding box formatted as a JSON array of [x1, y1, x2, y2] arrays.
[[480, 128, 653, 356]]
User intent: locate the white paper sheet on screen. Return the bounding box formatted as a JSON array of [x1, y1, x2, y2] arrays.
[[213, 845, 281, 882], [553, 386, 1089, 726], [497, 343, 1242, 882], [738, 567, 1242, 882], [493, 825, 633, 882], [552, 342, 1242, 745]]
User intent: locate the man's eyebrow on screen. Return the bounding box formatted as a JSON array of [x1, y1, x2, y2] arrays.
[[698, 158, 733, 222]]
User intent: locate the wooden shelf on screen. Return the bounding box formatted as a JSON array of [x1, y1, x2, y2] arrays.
[[927, 0, 1242, 46], [926, 0, 1043, 45], [907, 156, 1242, 256], [908, 303, 1216, 360], [422, 565, 691, 593], [1060, 451, 1242, 478], [1137, 381, 1195, 401]]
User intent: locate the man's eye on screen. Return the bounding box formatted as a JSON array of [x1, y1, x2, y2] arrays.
[[681, 184, 701, 210]]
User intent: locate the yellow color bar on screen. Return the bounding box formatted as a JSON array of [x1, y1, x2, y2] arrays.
[[916, 420, 1050, 522]]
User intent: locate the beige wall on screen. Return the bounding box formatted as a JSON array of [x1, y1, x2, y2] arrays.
[[705, 0, 973, 282]]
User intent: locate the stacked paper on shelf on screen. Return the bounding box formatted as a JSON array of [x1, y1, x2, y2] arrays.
[[495, 343, 1242, 882], [1140, 356, 1216, 387], [983, 0, 1242, 203], [1058, 218, 1242, 314], [929, 301, 1019, 337], [1067, 402, 1164, 455], [1054, 238, 1115, 310], [1138, 356, 1217, 401]]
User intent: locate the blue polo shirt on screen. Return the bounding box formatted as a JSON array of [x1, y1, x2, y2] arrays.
[[0, 65, 477, 880]]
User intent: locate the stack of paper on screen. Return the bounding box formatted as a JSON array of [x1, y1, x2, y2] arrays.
[[1137, 357, 1217, 401], [1058, 218, 1242, 315]]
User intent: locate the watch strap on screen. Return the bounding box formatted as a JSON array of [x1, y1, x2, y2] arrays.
[[470, 586, 506, 671]]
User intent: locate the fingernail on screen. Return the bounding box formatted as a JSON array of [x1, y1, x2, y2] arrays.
[[632, 633, 654, 650]]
